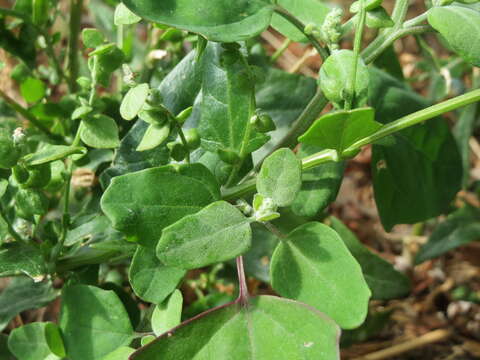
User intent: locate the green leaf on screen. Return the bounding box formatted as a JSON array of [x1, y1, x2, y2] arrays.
[[15, 189, 49, 219], [101, 347, 135, 360], [299, 108, 382, 156], [20, 77, 46, 103], [271, 0, 330, 42], [101, 163, 220, 246], [152, 289, 183, 336], [81, 115, 120, 149], [0, 179, 7, 198], [0, 242, 46, 277], [369, 68, 462, 230], [129, 246, 185, 304], [291, 145, 345, 218], [131, 296, 340, 359], [99, 120, 170, 187], [23, 144, 86, 166], [427, 6, 480, 66], [8, 322, 64, 360], [319, 50, 369, 109], [253, 68, 317, 163], [364, 7, 394, 29], [0, 277, 57, 331], [136, 123, 170, 151], [82, 28, 105, 48], [329, 217, 410, 300], [199, 44, 268, 156], [114, 3, 141, 25], [122, 0, 275, 42], [350, 0, 383, 12], [270, 222, 371, 329], [59, 285, 134, 360], [257, 148, 302, 207], [0, 133, 20, 169], [158, 201, 252, 269], [415, 205, 480, 264], [120, 83, 150, 121], [0, 334, 14, 360]]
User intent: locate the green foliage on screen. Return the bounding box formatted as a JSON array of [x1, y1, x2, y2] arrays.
[[80, 115, 120, 149], [319, 50, 369, 109], [59, 285, 134, 360], [120, 83, 150, 121], [299, 108, 382, 157], [0, 243, 46, 277], [158, 201, 252, 269], [257, 148, 302, 207], [152, 289, 183, 336], [122, 0, 275, 42], [270, 222, 371, 329], [427, 6, 480, 66], [131, 296, 340, 360]]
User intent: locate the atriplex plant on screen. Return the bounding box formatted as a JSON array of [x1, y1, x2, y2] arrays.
[[0, 0, 479, 358]]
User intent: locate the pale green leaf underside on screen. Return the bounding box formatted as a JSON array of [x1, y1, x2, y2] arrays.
[[131, 296, 340, 360], [8, 322, 63, 360], [152, 289, 183, 336], [23, 145, 86, 166], [428, 6, 480, 67], [120, 83, 149, 121], [158, 201, 252, 269], [123, 0, 275, 42], [81, 115, 120, 149], [270, 222, 371, 329], [257, 148, 302, 207], [0, 243, 46, 277]]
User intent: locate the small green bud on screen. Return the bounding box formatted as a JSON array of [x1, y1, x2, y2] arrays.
[[217, 148, 240, 165], [321, 7, 344, 49], [236, 199, 254, 217], [304, 23, 316, 35], [185, 128, 201, 150], [167, 141, 187, 161], [147, 88, 163, 105], [251, 111, 276, 133], [252, 194, 280, 222], [175, 106, 193, 124]]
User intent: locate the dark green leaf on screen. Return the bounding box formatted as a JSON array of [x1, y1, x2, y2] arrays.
[[99, 120, 170, 187], [23, 145, 86, 166], [59, 285, 134, 360], [369, 68, 463, 230], [257, 148, 302, 207], [0, 242, 46, 277], [427, 6, 480, 66], [123, 0, 275, 42], [158, 201, 252, 269], [271, 0, 330, 42], [299, 108, 382, 156], [291, 145, 345, 218], [101, 163, 220, 246], [129, 246, 185, 304], [152, 289, 183, 336], [0, 133, 20, 169], [270, 222, 371, 329], [131, 296, 340, 360], [319, 50, 369, 109], [341, 310, 391, 347], [199, 44, 267, 156], [329, 217, 410, 300], [0, 277, 57, 331], [81, 115, 120, 149], [416, 205, 480, 264]]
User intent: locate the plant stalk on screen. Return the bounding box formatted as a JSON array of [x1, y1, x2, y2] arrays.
[[67, 0, 83, 92], [236, 256, 249, 306]]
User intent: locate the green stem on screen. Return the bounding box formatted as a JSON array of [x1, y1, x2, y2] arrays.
[[343, 88, 480, 153], [344, 0, 366, 110], [67, 0, 84, 92], [274, 6, 329, 60], [224, 89, 480, 200], [271, 38, 292, 63], [117, 24, 124, 91], [0, 89, 64, 143], [175, 123, 191, 164], [41, 29, 68, 86]]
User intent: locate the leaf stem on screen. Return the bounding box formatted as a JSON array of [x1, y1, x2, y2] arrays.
[[0, 89, 64, 143], [271, 38, 292, 63], [344, 0, 366, 110], [236, 256, 249, 306], [223, 89, 480, 200], [175, 123, 191, 164], [67, 0, 84, 92], [274, 5, 329, 61]]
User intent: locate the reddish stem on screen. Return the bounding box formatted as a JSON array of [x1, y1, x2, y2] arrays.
[[236, 256, 249, 306]]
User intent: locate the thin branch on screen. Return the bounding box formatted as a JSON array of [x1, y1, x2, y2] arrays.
[[236, 256, 249, 306]]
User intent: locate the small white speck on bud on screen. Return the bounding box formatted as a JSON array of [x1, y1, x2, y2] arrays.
[[148, 49, 168, 61], [12, 127, 26, 144]]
